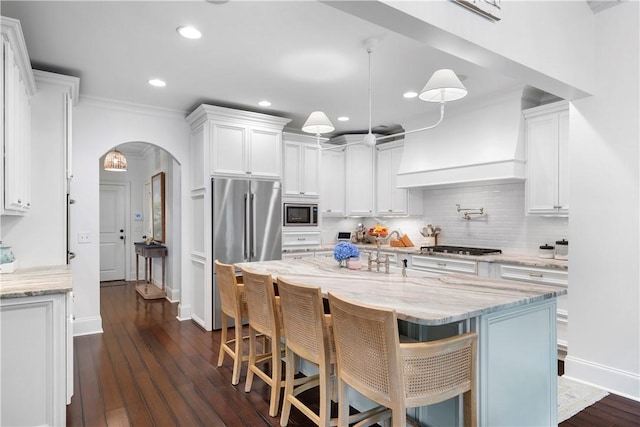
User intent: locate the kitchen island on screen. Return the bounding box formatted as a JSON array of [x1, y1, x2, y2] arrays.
[[236, 257, 566, 426]]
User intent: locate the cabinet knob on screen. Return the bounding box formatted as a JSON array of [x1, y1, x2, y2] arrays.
[[327, 209, 331, 212], [553, 205, 562, 209], [17, 199, 21, 204], [27, 202, 31, 207], [300, 192, 304, 195]]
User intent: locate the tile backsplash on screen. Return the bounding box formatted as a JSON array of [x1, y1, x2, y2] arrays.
[[320, 182, 568, 255]]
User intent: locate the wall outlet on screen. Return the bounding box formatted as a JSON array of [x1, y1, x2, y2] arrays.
[[78, 232, 91, 244]]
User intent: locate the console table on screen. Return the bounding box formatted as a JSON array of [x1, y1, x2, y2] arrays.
[[134, 242, 167, 300]]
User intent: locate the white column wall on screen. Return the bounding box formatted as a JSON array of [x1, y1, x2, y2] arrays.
[[72, 98, 190, 336], [565, 2, 640, 399]]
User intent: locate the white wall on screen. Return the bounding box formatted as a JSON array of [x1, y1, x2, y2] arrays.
[[565, 2, 640, 399], [72, 98, 190, 336]]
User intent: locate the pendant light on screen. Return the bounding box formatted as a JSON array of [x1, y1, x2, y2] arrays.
[[104, 148, 128, 172], [302, 111, 335, 148]]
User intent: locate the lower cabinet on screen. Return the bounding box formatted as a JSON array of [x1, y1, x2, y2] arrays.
[[282, 231, 321, 250], [0, 291, 72, 426], [281, 251, 315, 260], [410, 255, 478, 275], [496, 263, 568, 356]]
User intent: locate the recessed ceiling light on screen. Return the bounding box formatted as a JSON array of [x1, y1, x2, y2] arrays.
[[258, 100, 272, 107], [148, 79, 166, 87], [338, 116, 349, 122], [403, 91, 418, 99], [177, 26, 202, 39]]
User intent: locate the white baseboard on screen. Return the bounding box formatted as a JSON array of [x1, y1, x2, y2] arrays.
[[176, 303, 192, 321], [564, 355, 640, 401], [73, 315, 103, 336]]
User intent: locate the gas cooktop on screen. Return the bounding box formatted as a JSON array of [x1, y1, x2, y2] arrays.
[[420, 245, 502, 256]]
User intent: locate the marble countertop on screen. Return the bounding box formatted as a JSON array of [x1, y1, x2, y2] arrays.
[[235, 257, 566, 326], [0, 265, 72, 298], [285, 244, 569, 270]]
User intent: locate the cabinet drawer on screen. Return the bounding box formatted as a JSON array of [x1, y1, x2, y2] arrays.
[[282, 231, 321, 248], [411, 255, 477, 275], [499, 264, 568, 287], [314, 250, 334, 259], [282, 251, 315, 260]]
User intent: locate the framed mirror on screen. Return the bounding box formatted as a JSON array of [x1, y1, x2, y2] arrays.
[[151, 172, 165, 243]]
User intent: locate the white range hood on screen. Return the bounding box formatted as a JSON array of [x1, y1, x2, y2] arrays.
[[396, 86, 535, 189]]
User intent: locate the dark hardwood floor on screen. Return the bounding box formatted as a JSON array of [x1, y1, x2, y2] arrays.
[[68, 282, 640, 426]]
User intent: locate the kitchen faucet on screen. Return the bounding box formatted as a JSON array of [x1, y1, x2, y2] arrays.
[[367, 231, 400, 273]]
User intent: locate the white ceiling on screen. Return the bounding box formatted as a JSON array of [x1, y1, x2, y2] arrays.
[[3, 1, 523, 138]]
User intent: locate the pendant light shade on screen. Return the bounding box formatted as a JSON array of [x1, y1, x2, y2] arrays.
[[104, 149, 128, 172], [302, 111, 335, 135], [419, 69, 468, 103]]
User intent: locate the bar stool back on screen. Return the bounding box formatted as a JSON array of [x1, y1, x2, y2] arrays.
[[277, 278, 335, 426], [241, 267, 285, 417], [214, 259, 248, 385]]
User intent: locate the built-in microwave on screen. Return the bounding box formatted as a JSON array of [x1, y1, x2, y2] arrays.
[[283, 203, 318, 227]]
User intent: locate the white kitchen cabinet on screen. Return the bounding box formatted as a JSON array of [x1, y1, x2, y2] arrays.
[[1, 17, 36, 215], [282, 230, 321, 249], [187, 105, 290, 180], [410, 254, 478, 275], [210, 122, 283, 179], [346, 143, 375, 216], [283, 133, 320, 199], [282, 251, 315, 260], [523, 101, 569, 216], [1, 291, 72, 426], [375, 141, 422, 216], [497, 263, 568, 356], [320, 146, 346, 216]]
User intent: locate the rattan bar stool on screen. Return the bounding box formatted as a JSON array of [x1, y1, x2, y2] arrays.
[[240, 267, 286, 417], [328, 292, 478, 427], [278, 278, 336, 426], [214, 259, 251, 385], [278, 278, 388, 427]]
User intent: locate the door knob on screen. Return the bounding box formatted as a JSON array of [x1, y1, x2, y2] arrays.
[[120, 229, 124, 233], [120, 236, 124, 240]]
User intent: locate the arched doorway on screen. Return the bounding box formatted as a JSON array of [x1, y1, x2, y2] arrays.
[[98, 141, 182, 301]]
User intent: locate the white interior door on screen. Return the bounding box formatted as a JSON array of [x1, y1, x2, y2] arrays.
[[100, 184, 126, 281]]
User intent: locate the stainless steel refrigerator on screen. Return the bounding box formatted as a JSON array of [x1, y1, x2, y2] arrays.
[[211, 177, 282, 329]]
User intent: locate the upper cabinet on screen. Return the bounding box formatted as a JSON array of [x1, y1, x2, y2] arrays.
[[318, 136, 422, 218], [186, 105, 290, 183], [1, 17, 36, 215], [345, 143, 375, 216], [375, 141, 422, 216], [319, 146, 346, 217], [523, 101, 569, 216], [282, 132, 320, 199]]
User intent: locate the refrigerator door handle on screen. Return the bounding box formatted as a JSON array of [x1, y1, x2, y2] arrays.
[[251, 192, 257, 258], [244, 193, 249, 260]]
